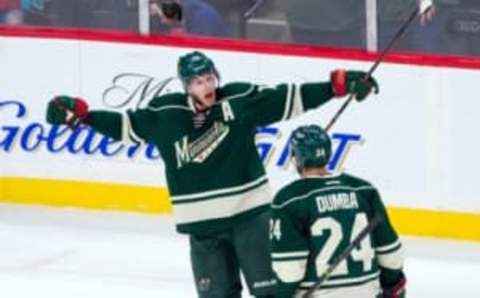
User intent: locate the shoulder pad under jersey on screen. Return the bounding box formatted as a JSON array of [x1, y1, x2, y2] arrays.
[[147, 92, 189, 110], [341, 173, 375, 189], [272, 179, 307, 208], [217, 82, 257, 101]]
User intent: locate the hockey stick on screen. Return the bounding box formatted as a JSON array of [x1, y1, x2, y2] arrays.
[[325, 1, 433, 132], [302, 213, 384, 298]]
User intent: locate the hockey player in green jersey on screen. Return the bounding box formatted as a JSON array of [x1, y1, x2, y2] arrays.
[[271, 125, 406, 298], [46, 51, 378, 298]]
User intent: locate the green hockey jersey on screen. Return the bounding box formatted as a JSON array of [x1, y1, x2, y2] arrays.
[[86, 81, 335, 235], [270, 173, 404, 298]]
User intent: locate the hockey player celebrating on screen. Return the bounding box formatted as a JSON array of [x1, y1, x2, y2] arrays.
[[270, 125, 406, 298], [46, 51, 378, 298]]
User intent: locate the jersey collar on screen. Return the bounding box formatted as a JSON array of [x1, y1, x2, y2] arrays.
[[303, 171, 343, 179], [187, 95, 198, 113]]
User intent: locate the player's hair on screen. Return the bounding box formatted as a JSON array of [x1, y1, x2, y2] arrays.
[[150, 1, 183, 21], [162, 2, 182, 21]]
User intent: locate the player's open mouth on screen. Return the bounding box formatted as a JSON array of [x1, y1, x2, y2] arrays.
[[205, 92, 214, 101]]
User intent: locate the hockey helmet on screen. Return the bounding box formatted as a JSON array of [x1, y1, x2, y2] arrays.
[[290, 125, 332, 169], [177, 51, 219, 86]]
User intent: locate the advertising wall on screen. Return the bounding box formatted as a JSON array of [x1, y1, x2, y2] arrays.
[[1, 28, 479, 240]]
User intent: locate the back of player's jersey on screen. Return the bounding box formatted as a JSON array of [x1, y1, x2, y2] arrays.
[[271, 173, 402, 297]]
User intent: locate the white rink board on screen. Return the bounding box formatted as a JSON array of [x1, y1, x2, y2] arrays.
[[0, 35, 479, 213]]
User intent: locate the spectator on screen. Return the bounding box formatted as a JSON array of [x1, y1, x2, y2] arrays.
[[149, 0, 230, 38], [286, 0, 366, 49], [0, 0, 22, 25], [376, 0, 480, 56], [378, 0, 454, 54]]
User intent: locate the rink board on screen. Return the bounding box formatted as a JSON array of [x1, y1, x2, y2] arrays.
[[1, 177, 479, 241], [1, 28, 480, 241]]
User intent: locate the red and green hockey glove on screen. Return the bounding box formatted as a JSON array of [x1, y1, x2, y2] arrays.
[[46, 96, 89, 128], [331, 69, 379, 101]]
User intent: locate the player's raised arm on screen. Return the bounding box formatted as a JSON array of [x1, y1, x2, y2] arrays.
[[46, 95, 158, 144], [242, 70, 378, 127]]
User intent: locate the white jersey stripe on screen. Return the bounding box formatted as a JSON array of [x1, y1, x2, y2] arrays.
[[300, 272, 380, 288], [122, 113, 143, 145], [273, 259, 308, 283], [173, 182, 272, 224], [272, 185, 376, 209], [289, 83, 304, 119], [296, 279, 381, 298], [375, 239, 401, 253], [121, 113, 130, 144], [147, 104, 193, 112], [221, 84, 256, 102], [281, 84, 293, 121], [378, 246, 404, 270], [172, 175, 268, 201], [272, 251, 310, 259]]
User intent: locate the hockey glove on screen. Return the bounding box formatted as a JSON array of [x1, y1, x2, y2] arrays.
[[46, 96, 89, 128], [331, 69, 379, 101], [382, 275, 406, 298]]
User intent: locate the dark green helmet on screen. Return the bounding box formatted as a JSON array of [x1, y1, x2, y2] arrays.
[[177, 51, 219, 85], [290, 125, 332, 169]]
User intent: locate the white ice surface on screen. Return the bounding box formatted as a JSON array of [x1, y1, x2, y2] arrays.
[[1, 204, 479, 298]]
